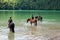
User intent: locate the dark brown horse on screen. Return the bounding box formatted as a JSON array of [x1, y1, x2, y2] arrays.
[[35, 16, 42, 21], [8, 17, 15, 33], [27, 17, 37, 26], [8, 22, 15, 33]]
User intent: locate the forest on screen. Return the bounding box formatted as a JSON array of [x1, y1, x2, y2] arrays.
[[0, 0, 60, 10]]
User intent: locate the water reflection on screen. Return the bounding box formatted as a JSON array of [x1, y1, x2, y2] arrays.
[[8, 31, 14, 40], [30, 26, 37, 35]]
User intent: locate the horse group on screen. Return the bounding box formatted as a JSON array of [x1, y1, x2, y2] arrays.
[[27, 16, 42, 26], [8, 16, 42, 33]]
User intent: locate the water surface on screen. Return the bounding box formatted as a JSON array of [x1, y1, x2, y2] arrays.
[[0, 10, 60, 40]]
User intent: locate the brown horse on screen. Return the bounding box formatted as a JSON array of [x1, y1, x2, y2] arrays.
[[27, 17, 37, 26]]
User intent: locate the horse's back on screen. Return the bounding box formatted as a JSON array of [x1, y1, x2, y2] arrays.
[[30, 19, 37, 23], [9, 23, 15, 28]]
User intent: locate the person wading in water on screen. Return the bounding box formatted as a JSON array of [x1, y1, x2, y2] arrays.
[[8, 17, 15, 33]]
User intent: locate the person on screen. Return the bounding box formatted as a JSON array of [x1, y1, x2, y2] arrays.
[[8, 17, 12, 24], [8, 17, 15, 33], [31, 14, 37, 26], [31, 14, 34, 19], [27, 15, 37, 26]]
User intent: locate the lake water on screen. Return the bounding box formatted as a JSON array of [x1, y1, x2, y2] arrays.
[[0, 10, 60, 40]]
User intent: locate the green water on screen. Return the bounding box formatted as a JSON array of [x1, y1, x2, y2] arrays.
[[0, 10, 60, 27], [0, 10, 60, 40], [0, 10, 60, 22]]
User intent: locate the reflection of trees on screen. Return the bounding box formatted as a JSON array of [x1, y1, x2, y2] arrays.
[[0, 0, 60, 10]]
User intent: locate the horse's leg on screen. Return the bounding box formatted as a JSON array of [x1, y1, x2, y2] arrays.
[[10, 27, 12, 32], [35, 20, 37, 26], [11, 27, 15, 33], [30, 22, 32, 26], [10, 28, 11, 31], [35, 22, 37, 26]]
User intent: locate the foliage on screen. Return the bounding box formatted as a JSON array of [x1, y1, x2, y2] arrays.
[[0, 0, 60, 10]]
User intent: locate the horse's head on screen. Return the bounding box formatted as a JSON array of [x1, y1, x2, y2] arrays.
[[38, 16, 42, 21], [35, 16, 38, 19]]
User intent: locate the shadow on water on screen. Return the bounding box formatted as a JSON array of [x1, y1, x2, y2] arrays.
[[8, 31, 14, 40]]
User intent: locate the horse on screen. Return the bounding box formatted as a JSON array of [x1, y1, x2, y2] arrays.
[[27, 17, 37, 26], [35, 16, 42, 21], [8, 21, 15, 33]]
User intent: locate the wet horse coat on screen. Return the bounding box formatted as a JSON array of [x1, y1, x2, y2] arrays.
[[35, 16, 42, 21], [27, 18, 37, 26], [8, 22, 15, 33]]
